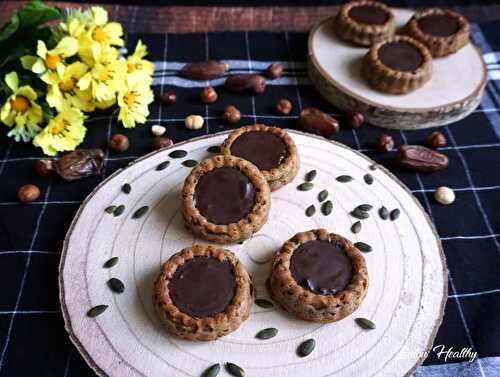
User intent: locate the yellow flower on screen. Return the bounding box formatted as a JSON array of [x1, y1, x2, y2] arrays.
[[126, 40, 154, 82], [117, 75, 154, 128], [59, 9, 89, 40], [95, 98, 116, 110], [0, 72, 43, 142], [46, 61, 95, 112], [21, 37, 78, 85], [33, 105, 87, 156]]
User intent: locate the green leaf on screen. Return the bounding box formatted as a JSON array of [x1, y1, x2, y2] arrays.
[[15, 1, 62, 31], [0, 14, 20, 42]]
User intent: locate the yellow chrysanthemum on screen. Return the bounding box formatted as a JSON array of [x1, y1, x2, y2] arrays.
[[59, 9, 89, 40], [33, 105, 87, 156], [0, 72, 43, 142], [95, 98, 116, 110], [46, 61, 94, 112], [126, 40, 154, 82], [21, 37, 78, 85], [117, 75, 154, 128]]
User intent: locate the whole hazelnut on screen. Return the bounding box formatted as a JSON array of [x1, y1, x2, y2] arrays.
[[266, 63, 283, 79], [200, 87, 218, 104], [109, 134, 129, 153], [434, 186, 455, 205], [35, 159, 54, 177], [184, 115, 204, 130], [377, 134, 395, 152], [276, 99, 292, 115], [151, 125, 166, 137], [222, 106, 241, 124], [160, 90, 177, 106], [427, 131, 447, 149], [17, 184, 41, 203], [346, 112, 364, 129], [153, 136, 173, 150]]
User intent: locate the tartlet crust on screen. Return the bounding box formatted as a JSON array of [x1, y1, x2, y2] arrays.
[[268, 229, 368, 323], [334, 0, 396, 46], [221, 124, 300, 191], [153, 245, 255, 341], [362, 35, 433, 94], [182, 155, 271, 244], [404, 8, 469, 58]]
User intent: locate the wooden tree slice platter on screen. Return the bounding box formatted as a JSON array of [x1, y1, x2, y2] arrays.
[[59, 130, 447, 377], [308, 9, 487, 130]]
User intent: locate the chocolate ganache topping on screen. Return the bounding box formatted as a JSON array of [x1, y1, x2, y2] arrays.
[[417, 14, 460, 37], [290, 240, 353, 295], [230, 131, 288, 171], [169, 256, 235, 318], [349, 5, 389, 25], [378, 41, 423, 72], [194, 167, 256, 225]]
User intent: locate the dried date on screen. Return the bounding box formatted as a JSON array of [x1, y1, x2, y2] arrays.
[[395, 145, 448, 172], [54, 149, 104, 181], [180, 61, 229, 81], [224, 74, 267, 94], [299, 107, 339, 137]]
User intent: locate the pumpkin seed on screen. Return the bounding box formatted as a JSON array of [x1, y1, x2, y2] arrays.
[[321, 200, 333, 216], [305, 170, 317, 182], [103, 257, 119, 268], [207, 145, 221, 154], [336, 175, 353, 183], [108, 278, 125, 294], [297, 338, 316, 357], [225, 362, 245, 377], [256, 327, 278, 340], [356, 204, 373, 212], [297, 182, 313, 191], [390, 208, 400, 221], [113, 205, 125, 217], [87, 305, 108, 317], [355, 242, 372, 253], [379, 206, 389, 220], [351, 221, 362, 234], [202, 364, 221, 377], [121, 183, 131, 194], [255, 299, 274, 308], [364, 173, 374, 185], [182, 159, 198, 167], [132, 206, 149, 219], [156, 161, 170, 171], [369, 164, 378, 171], [105, 205, 116, 214], [318, 190, 328, 202], [169, 150, 188, 158], [350, 208, 369, 220], [306, 205, 316, 217], [355, 317, 376, 330]]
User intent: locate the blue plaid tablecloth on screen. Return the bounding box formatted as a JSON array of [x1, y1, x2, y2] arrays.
[[0, 21, 500, 377]]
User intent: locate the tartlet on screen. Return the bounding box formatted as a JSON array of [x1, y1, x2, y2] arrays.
[[154, 244, 254, 341], [221, 125, 299, 191], [268, 229, 368, 323], [404, 8, 469, 57], [334, 0, 396, 46], [362, 35, 433, 94], [182, 155, 270, 244]]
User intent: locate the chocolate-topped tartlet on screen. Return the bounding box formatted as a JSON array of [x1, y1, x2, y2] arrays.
[[268, 229, 368, 323], [182, 155, 270, 244], [334, 1, 396, 46], [404, 8, 469, 57], [222, 125, 299, 191], [154, 245, 254, 340], [362, 35, 433, 94]]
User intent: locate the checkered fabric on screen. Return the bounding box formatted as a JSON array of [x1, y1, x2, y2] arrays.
[[0, 24, 500, 377]]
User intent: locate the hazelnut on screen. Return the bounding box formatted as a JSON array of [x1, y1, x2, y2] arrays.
[[276, 99, 292, 115], [151, 125, 166, 137], [200, 87, 218, 104], [222, 106, 241, 124], [184, 115, 204, 130], [346, 112, 364, 129], [266, 63, 283, 79], [434, 186, 455, 205], [35, 159, 54, 177], [160, 90, 177, 106], [108, 134, 129, 153], [427, 131, 447, 149], [153, 136, 173, 150], [17, 184, 41, 203], [377, 134, 395, 152]]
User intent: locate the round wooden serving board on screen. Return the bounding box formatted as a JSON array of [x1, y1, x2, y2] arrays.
[[60, 130, 447, 377], [308, 9, 487, 130]]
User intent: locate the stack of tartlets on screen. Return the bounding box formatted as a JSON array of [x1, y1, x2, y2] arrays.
[[334, 1, 471, 94]]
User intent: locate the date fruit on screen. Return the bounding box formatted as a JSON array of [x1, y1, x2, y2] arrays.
[[54, 149, 104, 181], [180, 61, 229, 81], [395, 145, 448, 172], [299, 107, 339, 137], [224, 74, 267, 95]]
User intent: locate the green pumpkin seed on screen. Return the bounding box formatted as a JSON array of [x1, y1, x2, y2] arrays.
[[356, 204, 373, 212], [156, 161, 170, 171], [297, 182, 313, 191], [108, 278, 125, 294], [207, 145, 221, 154], [355, 317, 376, 330], [169, 150, 187, 158], [105, 205, 116, 214], [350, 208, 369, 220], [318, 190, 328, 202], [113, 205, 125, 217], [364, 173, 373, 185], [355, 242, 372, 253], [351, 221, 362, 234], [256, 327, 278, 340], [336, 175, 353, 183], [369, 164, 378, 171], [202, 364, 221, 377], [306, 205, 316, 217], [390, 208, 400, 221], [305, 170, 317, 182], [103, 257, 119, 268], [182, 159, 198, 167], [297, 338, 316, 357], [255, 299, 274, 308], [321, 200, 333, 216], [87, 305, 108, 317], [225, 362, 245, 377], [121, 183, 131, 194], [132, 206, 149, 219], [379, 206, 389, 220]]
